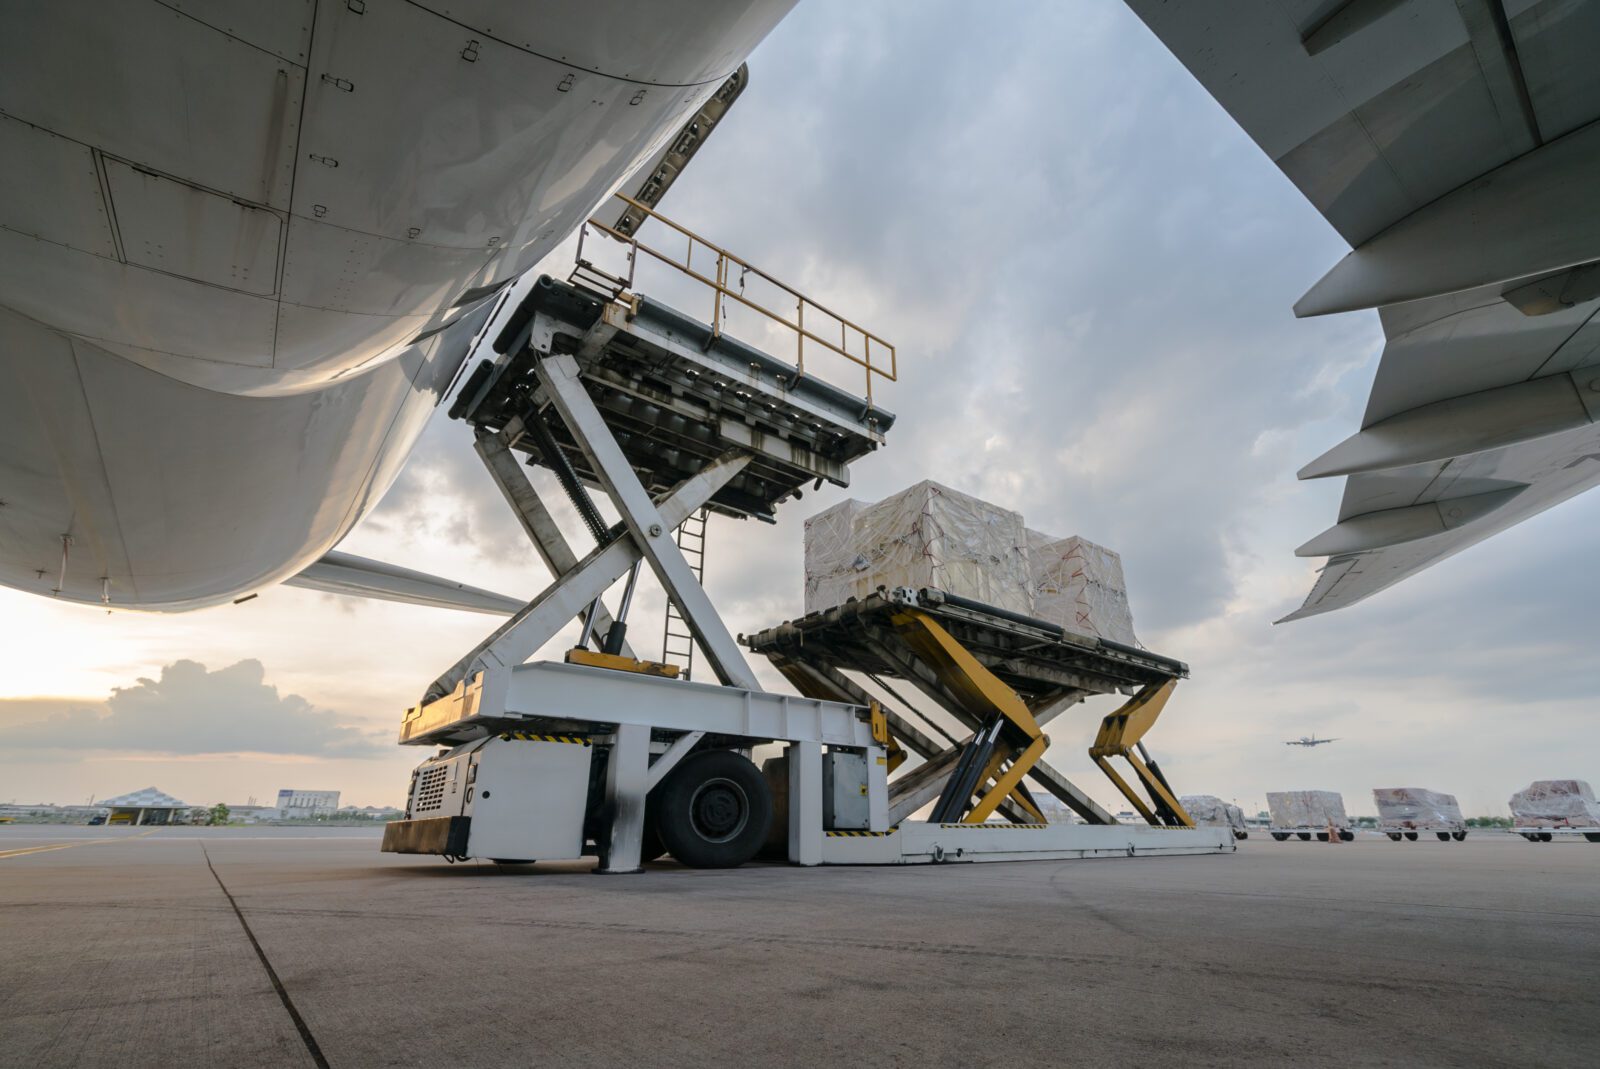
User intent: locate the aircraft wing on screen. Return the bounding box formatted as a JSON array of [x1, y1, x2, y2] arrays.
[[1127, 1, 1600, 621], [284, 551, 522, 616]]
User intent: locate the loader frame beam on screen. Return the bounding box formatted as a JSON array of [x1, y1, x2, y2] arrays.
[[1089, 680, 1195, 828]]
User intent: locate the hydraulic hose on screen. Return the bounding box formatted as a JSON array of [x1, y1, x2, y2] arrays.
[[524, 408, 608, 545]]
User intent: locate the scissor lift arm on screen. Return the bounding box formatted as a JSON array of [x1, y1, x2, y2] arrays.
[[745, 588, 1201, 833]]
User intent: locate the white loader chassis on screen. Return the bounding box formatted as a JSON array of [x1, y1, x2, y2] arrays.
[[393, 663, 1230, 868]]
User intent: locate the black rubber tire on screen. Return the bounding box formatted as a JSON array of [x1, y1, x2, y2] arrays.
[[1270, 832, 1289, 842], [1520, 833, 1535, 842], [1451, 830, 1467, 842], [1436, 832, 1451, 841], [652, 750, 772, 869], [1403, 832, 1419, 841], [1315, 832, 1330, 842], [1539, 832, 1554, 843], [1234, 830, 1249, 840], [1297, 832, 1312, 841], [1584, 833, 1600, 844], [1387, 833, 1403, 841], [1339, 829, 1355, 842]]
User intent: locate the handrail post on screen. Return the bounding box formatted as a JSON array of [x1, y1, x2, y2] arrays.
[[712, 250, 725, 341], [577, 191, 895, 403]]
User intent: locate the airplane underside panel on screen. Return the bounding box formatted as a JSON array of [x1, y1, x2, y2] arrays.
[[0, 301, 490, 610], [0, 0, 797, 610]]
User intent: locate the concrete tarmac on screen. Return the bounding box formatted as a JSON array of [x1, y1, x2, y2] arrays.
[[1, 825, 1594, 1068]]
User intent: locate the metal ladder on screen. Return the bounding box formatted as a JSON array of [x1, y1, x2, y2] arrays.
[[661, 508, 708, 679]]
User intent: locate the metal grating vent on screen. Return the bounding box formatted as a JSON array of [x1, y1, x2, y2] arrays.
[[414, 765, 449, 814]]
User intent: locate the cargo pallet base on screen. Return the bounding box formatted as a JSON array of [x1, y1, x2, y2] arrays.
[[1514, 827, 1600, 843], [1268, 827, 1355, 842], [1380, 824, 1467, 842]]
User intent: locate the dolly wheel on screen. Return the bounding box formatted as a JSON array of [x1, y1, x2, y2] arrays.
[[1403, 832, 1419, 841], [653, 750, 772, 869], [1387, 832, 1403, 842], [1451, 831, 1467, 842], [1270, 832, 1288, 842], [1297, 832, 1312, 841], [1539, 832, 1554, 843], [1585, 833, 1600, 844], [1339, 830, 1355, 842], [1315, 832, 1330, 842], [1435, 832, 1451, 841]]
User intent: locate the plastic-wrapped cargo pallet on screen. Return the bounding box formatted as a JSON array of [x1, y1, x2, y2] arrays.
[[1180, 795, 1245, 832], [1508, 780, 1600, 827], [824, 480, 1033, 616], [802, 499, 865, 615], [1266, 790, 1348, 828], [1372, 787, 1464, 828], [1027, 529, 1138, 645]]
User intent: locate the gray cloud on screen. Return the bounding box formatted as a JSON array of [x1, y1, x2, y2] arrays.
[[0, 660, 384, 757]]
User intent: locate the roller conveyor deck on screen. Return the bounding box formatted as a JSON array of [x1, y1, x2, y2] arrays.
[[451, 275, 895, 522], [745, 586, 1186, 705]]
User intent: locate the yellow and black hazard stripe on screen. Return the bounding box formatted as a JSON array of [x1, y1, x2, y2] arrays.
[[937, 822, 1050, 830], [825, 827, 900, 837], [498, 732, 592, 745]]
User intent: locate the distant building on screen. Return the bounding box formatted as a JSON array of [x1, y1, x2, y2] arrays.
[[338, 805, 402, 820], [276, 789, 340, 819], [225, 805, 275, 824], [98, 787, 188, 826]]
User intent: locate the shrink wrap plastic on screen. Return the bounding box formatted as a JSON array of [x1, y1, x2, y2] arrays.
[[802, 499, 865, 615], [1372, 787, 1464, 827], [1180, 794, 1245, 831], [1266, 790, 1348, 828], [1027, 529, 1138, 645], [800, 483, 1139, 642], [850, 481, 1031, 614], [1507, 780, 1600, 827]]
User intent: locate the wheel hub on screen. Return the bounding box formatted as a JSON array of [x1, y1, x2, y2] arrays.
[[689, 777, 749, 843]]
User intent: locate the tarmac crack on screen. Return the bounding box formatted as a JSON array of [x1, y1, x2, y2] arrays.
[[201, 845, 331, 1069]]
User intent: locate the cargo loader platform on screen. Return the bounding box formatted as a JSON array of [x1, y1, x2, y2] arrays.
[[380, 194, 1229, 872]]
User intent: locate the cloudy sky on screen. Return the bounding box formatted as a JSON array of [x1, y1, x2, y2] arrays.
[[2, 1, 1596, 816]]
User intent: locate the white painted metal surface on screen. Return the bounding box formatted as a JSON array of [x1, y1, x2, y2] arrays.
[[0, 0, 796, 610], [494, 662, 878, 750], [1127, 0, 1600, 619], [819, 821, 1235, 865], [466, 739, 591, 862]]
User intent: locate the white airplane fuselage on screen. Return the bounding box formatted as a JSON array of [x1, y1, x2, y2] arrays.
[[0, 0, 793, 610]]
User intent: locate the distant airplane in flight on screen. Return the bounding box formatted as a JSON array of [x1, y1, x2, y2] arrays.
[[1285, 735, 1340, 748]]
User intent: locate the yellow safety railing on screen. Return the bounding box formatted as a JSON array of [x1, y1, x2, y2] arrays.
[[573, 193, 897, 402]]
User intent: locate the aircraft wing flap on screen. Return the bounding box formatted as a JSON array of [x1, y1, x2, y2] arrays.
[[284, 550, 522, 616], [1130, 0, 1600, 619], [1281, 432, 1600, 621]]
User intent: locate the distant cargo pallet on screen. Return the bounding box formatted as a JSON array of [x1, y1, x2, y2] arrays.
[[1513, 826, 1600, 843], [1379, 823, 1468, 842], [1268, 826, 1355, 842]]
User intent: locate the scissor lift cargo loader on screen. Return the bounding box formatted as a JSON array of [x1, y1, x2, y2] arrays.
[[745, 587, 1231, 864], [380, 202, 1230, 871]]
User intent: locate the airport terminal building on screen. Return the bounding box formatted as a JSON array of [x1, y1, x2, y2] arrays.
[[275, 790, 340, 820]]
